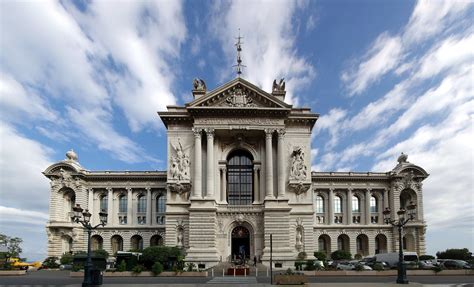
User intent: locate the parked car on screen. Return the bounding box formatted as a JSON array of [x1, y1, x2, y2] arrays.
[[442, 260, 471, 269], [419, 260, 435, 269], [336, 262, 355, 270], [59, 264, 72, 270], [366, 261, 389, 270], [374, 252, 419, 268], [354, 263, 373, 270]]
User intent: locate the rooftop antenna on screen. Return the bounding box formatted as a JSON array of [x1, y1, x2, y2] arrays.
[[233, 29, 246, 77]]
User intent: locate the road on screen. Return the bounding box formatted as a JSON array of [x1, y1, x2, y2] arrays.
[[0, 270, 472, 286]]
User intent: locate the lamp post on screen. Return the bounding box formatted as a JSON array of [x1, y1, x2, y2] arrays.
[[383, 201, 416, 284], [71, 204, 108, 287]]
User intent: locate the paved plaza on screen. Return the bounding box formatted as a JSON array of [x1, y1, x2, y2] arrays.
[[0, 270, 473, 286]]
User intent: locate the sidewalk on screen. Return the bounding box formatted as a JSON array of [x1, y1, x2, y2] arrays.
[[94, 283, 457, 287]]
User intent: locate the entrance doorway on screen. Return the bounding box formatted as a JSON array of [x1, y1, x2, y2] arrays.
[[231, 226, 250, 260]]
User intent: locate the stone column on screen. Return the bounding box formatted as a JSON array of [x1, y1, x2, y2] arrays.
[[277, 129, 286, 198], [192, 128, 202, 199], [346, 188, 352, 225], [365, 189, 371, 225], [253, 166, 260, 203], [88, 188, 94, 218], [127, 187, 132, 225], [206, 128, 215, 199], [383, 189, 389, 210], [220, 167, 227, 204], [328, 188, 334, 225], [106, 187, 113, 226], [146, 187, 152, 225], [264, 129, 274, 199]]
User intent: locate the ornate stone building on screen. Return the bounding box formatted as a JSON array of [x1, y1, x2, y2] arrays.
[[44, 77, 428, 268]]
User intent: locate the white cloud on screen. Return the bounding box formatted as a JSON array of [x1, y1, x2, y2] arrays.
[[416, 33, 474, 80], [0, 73, 58, 123], [0, 206, 49, 226], [0, 122, 53, 211], [65, 0, 186, 132], [210, 0, 315, 105], [372, 100, 474, 231], [403, 0, 472, 44], [315, 108, 347, 149], [341, 33, 402, 96]]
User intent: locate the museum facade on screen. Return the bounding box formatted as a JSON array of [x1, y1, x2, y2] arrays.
[[44, 77, 428, 268]]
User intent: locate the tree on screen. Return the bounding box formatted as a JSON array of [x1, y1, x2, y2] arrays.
[[313, 251, 327, 262], [436, 248, 472, 260], [0, 233, 23, 258], [331, 250, 352, 260]]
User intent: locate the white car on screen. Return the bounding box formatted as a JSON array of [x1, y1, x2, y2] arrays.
[[336, 262, 355, 270]]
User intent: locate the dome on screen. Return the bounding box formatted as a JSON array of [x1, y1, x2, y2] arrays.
[[66, 149, 78, 161]]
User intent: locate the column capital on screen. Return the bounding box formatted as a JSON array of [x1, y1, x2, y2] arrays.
[[126, 187, 132, 192], [205, 128, 215, 138], [264, 128, 274, 138], [277, 128, 286, 138], [145, 187, 151, 192], [106, 187, 113, 192], [192, 127, 202, 138], [253, 166, 260, 172]]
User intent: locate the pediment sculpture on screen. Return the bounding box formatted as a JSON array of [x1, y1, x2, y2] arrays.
[[225, 86, 255, 107]]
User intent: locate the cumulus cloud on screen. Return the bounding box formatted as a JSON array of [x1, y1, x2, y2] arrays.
[[0, 122, 53, 211], [209, 0, 316, 105]]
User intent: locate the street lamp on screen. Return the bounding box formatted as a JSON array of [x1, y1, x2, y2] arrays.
[[71, 204, 108, 287], [383, 201, 417, 284]]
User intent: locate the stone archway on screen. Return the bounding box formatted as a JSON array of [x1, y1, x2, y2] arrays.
[[231, 226, 250, 260]]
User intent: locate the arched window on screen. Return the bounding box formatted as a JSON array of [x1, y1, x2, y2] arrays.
[[352, 196, 360, 212], [131, 235, 143, 250], [137, 195, 146, 213], [315, 196, 324, 213], [156, 194, 166, 225], [334, 196, 342, 213], [370, 196, 378, 212], [100, 194, 108, 211], [227, 150, 253, 205], [156, 195, 166, 213], [119, 195, 127, 213]]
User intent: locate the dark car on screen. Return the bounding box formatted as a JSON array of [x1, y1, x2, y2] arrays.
[[442, 260, 471, 269]]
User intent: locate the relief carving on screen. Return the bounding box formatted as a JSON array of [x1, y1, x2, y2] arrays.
[[170, 140, 190, 180], [224, 86, 255, 107], [290, 147, 307, 181]]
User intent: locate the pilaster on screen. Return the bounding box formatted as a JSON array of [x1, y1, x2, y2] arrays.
[[264, 129, 274, 199]]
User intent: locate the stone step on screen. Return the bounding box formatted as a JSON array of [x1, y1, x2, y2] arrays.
[[207, 276, 258, 284]]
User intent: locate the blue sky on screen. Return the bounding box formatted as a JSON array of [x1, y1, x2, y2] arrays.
[[0, 0, 472, 261]]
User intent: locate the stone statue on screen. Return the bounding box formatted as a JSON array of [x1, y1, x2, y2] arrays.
[[170, 140, 190, 180], [272, 78, 285, 92], [290, 147, 307, 181], [193, 78, 206, 91], [397, 152, 408, 164], [177, 228, 184, 247], [296, 228, 302, 246]]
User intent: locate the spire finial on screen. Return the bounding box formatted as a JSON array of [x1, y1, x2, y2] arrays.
[[233, 29, 246, 77]]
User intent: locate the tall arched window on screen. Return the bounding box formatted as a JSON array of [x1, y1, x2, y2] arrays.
[[100, 194, 108, 211], [352, 196, 360, 212], [119, 195, 127, 213], [370, 196, 378, 212], [156, 194, 166, 224], [334, 196, 342, 213], [227, 150, 253, 205], [315, 196, 324, 213], [137, 195, 146, 213]]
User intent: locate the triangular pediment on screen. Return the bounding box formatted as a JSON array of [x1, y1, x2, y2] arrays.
[[186, 78, 291, 109]]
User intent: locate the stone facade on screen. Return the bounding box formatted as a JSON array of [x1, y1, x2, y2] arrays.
[[44, 77, 428, 268]]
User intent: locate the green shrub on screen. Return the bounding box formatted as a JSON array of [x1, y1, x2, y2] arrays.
[[297, 252, 307, 260], [432, 265, 443, 273], [141, 246, 182, 270], [373, 263, 384, 271], [71, 263, 83, 272], [354, 264, 365, 271], [331, 250, 352, 261], [93, 249, 109, 259], [185, 262, 196, 272], [116, 260, 127, 272], [284, 268, 295, 275], [304, 260, 316, 271], [42, 257, 60, 269], [152, 262, 163, 276], [419, 255, 435, 260], [132, 264, 144, 274], [354, 253, 362, 260], [60, 252, 74, 265], [313, 251, 327, 262], [294, 261, 305, 271]]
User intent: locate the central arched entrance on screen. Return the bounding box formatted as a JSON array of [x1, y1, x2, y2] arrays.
[[231, 226, 250, 260]]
